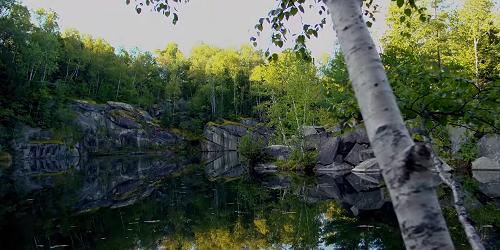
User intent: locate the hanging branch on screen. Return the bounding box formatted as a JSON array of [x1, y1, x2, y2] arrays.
[[420, 120, 485, 250]]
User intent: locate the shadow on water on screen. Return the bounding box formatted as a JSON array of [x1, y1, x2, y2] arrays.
[[0, 152, 499, 249]]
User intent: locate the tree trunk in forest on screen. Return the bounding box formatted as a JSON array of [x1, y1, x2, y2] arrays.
[[42, 55, 47, 82], [233, 79, 237, 115], [65, 59, 70, 82], [473, 37, 479, 85], [210, 81, 217, 117], [29, 65, 35, 82], [74, 64, 80, 80], [324, 0, 454, 249], [116, 74, 122, 100], [271, 91, 287, 144], [433, 2, 442, 71]]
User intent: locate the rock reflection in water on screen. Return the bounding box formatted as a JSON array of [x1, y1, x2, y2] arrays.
[[205, 152, 388, 215], [0, 153, 405, 249], [10, 155, 187, 212], [203, 151, 246, 180]]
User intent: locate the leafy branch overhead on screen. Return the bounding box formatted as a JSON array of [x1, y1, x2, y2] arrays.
[[128, 0, 430, 60], [126, 0, 190, 24]]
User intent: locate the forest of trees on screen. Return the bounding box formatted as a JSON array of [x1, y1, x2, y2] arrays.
[[0, 0, 498, 150], [0, 0, 498, 248]]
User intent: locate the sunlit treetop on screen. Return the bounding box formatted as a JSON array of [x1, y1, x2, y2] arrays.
[[127, 0, 430, 60]]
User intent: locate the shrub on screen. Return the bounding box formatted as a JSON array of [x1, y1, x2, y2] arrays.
[[278, 149, 318, 171], [238, 134, 265, 165]]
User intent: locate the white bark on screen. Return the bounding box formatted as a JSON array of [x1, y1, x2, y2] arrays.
[[324, 0, 454, 249], [210, 81, 216, 116], [434, 157, 485, 250], [420, 121, 485, 250]]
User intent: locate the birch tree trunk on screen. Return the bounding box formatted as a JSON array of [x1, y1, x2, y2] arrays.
[[210, 80, 217, 117], [324, 0, 454, 249]]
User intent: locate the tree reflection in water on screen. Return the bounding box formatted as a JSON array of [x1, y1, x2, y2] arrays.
[[0, 155, 406, 249]]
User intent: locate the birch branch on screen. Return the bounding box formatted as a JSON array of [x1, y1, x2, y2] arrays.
[[324, 0, 454, 248], [421, 131, 485, 250]]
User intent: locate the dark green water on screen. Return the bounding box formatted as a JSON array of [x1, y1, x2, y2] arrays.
[[0, 153, 498, 250]]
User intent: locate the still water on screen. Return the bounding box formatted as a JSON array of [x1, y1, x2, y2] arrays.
[[0, 152, 497, 249]]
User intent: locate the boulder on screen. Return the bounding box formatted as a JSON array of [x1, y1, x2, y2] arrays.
[[346, 173, 382, 192], [11, 126, 81, 162], [302, 126, 326, 136], [136, 109, 153, 122], [263, 145, 292, 161], [448, 126, 467, 155], [352, 172, 383, 184], [359, 149, 375, 161], [201, 121, 270, 152], [317, 137, 340, 165], [477, 181, 500, 199], [346, 189, 385, 215], [344, 143, 369, 166], [315, 162, 353, 172], [352, 158, 380, 173], [74, 100, 106, 112], [342, 126, 370, 144], [337, 127, 369, 156], [70, 100, 181, 154], [106, 101, 135, 112], [302, 126, 330, 150], [202, 124, 245, 151], [472, 169, 500, 199], [472, 157, 500, 170], [241, 118, 258, 127], [477, 134, 500, 163], [108, 110, 142, 129], [471, 157, 500, 198], [254, 163, 279, 173]]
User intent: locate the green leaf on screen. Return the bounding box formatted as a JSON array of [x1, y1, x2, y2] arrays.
[[366, 21, 372, 27], [399, 16, 406, 22], [404, 8, 412, 16], [278, 12, 284, 21], [290, 7, 298, 15], [297, 34, 305, 44], [298, 5, 304, 13], [397, 0, 404, 7], [173, 13, 178, 24]]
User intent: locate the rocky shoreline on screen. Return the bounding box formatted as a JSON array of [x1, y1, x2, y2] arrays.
[[8, 100, 185, 170], [201, 119, 500, 202], [3, 100, 500, 206]]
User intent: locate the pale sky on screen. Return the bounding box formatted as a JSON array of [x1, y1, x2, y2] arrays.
[[21, 0, 390, 61]]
